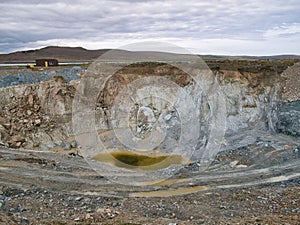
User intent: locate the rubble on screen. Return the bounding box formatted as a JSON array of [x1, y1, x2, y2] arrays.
[[0, 75, 75, 149], [0, 66, 84, 88]]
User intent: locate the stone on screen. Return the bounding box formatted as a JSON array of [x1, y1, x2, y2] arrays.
[[34, 119, 41, 126], [9, 135, 26, 148], [11, 135, 25, 143], [85, 213, 92, 219], [21, 217, 29, 224], [9, 208, 15, 212], [96, 208, 105, 214], [104, 208, 111, 213], [33, 104, 40, 110], [2, 123, 11, 129], [70, 140, 77, 148], [0, 124, 6, 132], [230, 160, 239, 168], [64, 142, 71, 150], [28, 94, 34, 106], [236, 164, 248, 168], [16, 142, 22, 147], [75, 196, 83, 201], [0, 124, 9, 143], [0, 117, 5, 125], [164, 114, 172, 121], [33, 141, 40, 147], [18, 205, 26, 212]]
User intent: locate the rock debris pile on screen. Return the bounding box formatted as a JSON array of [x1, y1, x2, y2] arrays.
[[0, 66, 84, 88], [0, 73, 77, 149]]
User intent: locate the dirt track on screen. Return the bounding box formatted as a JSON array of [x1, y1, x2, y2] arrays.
[[0, 130, 299, 224]]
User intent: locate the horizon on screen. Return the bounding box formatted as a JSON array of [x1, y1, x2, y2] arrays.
[[2, 45, 300, 57], [0, 0, 299, 55]]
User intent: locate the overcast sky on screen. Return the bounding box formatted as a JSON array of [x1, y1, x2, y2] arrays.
[[0, 0, 299, 55]]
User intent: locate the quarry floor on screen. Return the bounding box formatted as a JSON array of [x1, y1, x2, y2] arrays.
[[0, 177, 299, 225], [0, 131, 299, 225]]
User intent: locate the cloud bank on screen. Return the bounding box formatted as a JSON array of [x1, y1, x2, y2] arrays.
[[0, 0, 299, 55]]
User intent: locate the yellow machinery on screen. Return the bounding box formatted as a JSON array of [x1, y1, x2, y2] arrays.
[[26, 64, 35, 69], [27, 64, 44, 71]]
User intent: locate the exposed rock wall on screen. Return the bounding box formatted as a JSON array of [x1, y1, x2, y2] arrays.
[[0, 60, 299, 151], [0, 76, 76, 149], [277, 100, 300, 136], [276, 63, 300, 136]]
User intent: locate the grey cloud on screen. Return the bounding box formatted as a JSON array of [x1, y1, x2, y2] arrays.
[[0, 0, 299, 54]]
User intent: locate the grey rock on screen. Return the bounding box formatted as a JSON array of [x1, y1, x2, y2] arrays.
[[18, 205, 26, 212], [0, 67, 84, 88], [277, 100, 300, 136], [64, 142, 72, 150], [9, 207, 15, 212], [75, 196, 83, 201], [70, 140, 77, 148], [21, 217, 29, 224]]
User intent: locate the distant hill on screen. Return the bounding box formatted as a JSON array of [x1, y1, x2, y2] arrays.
[[0, 46, 299, 63], [237, 55, 300, 60], [0, 46, 110, 63], [200, 54, 300, 61]]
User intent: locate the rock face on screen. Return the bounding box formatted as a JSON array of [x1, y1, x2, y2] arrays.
[[77, 60, 300, 163], [275, 63, 300, 137], [281, 63, 300, 102], [0, 75, 76, 149], [277, 100, 300, 136], [0, 60, 299, 152]]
